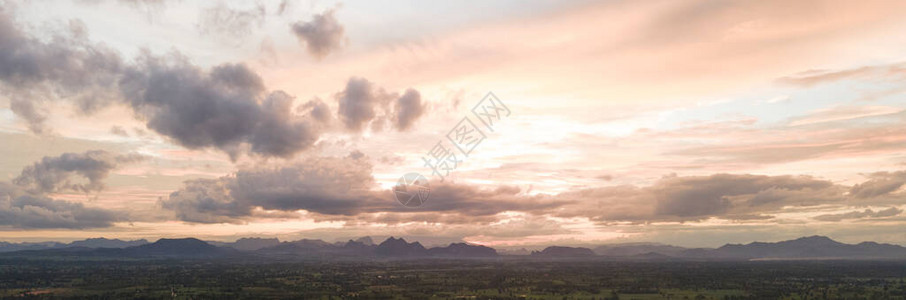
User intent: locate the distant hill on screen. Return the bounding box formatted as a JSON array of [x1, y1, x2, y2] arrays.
[[374, 237, 427, 257], [256, 237, 495, 258], [220, 238, 281, 251], [594, 243, 688, 257], [0, 241, 65, 253], [498, 248, 531, 256], [4, 235, 906, 261], [531, 246, 595, 257], [69, 238, 149, 249], [258, 239, 344, 257], [124, 238, 238, 258], [0, 238, 148, 253], [696, 236, 906, 260], [427, 243, 497, 257]]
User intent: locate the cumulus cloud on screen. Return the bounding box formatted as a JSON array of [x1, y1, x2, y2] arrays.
[[814, 207, 903, 222], [336, 77, 388, 131], [297, 97, 331, 123], [0, 11, 324, 160], [119, 53, 321, 160], [394, 89, 426, 130], [14, 150, 145, 194], [249, 91, 319, 157], [290, 8, 345, 59], [335, 77, 427, 132], [0, 11, 122, 133]]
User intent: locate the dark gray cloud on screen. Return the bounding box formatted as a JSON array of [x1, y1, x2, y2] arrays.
[[0, 182, 121, 228], [119, 54, 320, 160], [814, 207, 903, 222], [0, 10, 122, 133], [335, 77, 426, 132], [297, 97, 331, 123], [849, 171, 906, 199], [0, 10, 323, 160], [14, 150, 145, 194], [290, 8, 345, 59], [336, 77, 386, 131], [249, 91, 319, 157], [394, 88, 425, 131]]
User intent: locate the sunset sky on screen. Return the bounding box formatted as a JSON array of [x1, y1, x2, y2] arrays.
[[1, 0, 906, 248]]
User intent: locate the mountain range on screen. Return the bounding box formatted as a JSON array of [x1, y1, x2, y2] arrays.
[[2, 235, 906, 261]]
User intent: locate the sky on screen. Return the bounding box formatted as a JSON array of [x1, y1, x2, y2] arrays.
[[1, 0, 906, 248]]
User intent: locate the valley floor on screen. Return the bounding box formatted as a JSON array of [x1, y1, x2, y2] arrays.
[[1, 259, 905, 299]]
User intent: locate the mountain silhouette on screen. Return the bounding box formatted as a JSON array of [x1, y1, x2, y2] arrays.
[[123, 238, 238, 258], [427, 243, 497, 257], [699, 236, 906, 260], [594, 243, 687, 257], [531, 246, 595, 257], [213, 237, 280, 251], [4, 235, 906, 261], [374, 237, 427, 256], [69, 238, 149, 249]]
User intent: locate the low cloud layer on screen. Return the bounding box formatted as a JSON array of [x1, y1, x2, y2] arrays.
[[160, 154, 567, 224], [14, 150, 144, 193], [291, 8, 345, 59], [813, 207, 903, 222], [0, 150, 134, 229], [849, 171, 906, 199], [554, 173, 849, 223], [0, 182, 121, 229]]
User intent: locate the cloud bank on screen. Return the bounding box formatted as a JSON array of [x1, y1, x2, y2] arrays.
[[14, 150, 144, 194], [0, 150, 136, 229]]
